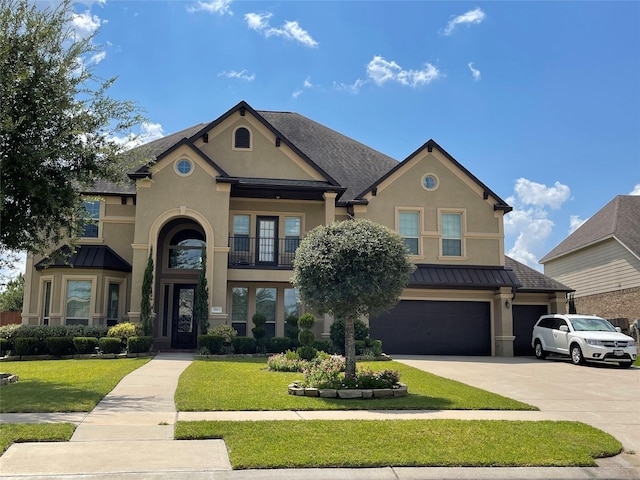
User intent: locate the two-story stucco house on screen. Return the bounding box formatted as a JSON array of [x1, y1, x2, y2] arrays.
[[21, 101, 571, 356]]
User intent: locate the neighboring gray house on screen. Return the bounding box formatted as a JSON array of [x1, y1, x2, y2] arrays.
[[540, 195, 640, 324]]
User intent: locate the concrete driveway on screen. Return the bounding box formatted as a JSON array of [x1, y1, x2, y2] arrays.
[[395, 355, 640, 468]]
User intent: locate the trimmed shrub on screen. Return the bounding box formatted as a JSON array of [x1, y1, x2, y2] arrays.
[[197, 335, 225, 355], [366, 338, 383, 356], [107, 322, 143, 342], [355, 340, 366, 355], [232, 336, 257, 354], [14, 337, 43, 356], [251, 313, 267, 352], [73, 337, 99, 354], [45, 336, 75, 356], [0, 324, 21, 344], [99, 337, 123, 354], [312, 339, 334, 354], [266, 336, 291, 354], [127, 336, 153, 354], [329, 318, 370, 355], [0, 337, 10, 356], [207, 324, 237, 344], [284, 314, 299, 348], [297, 313, 317, 361]]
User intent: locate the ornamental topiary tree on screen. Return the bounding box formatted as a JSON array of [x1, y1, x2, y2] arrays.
[[194, 248, 210, 334], [251, 312, 267, 353], [297, 313, 317, 360], [292, 219, 414, 378], [140, 248, 154, 336]]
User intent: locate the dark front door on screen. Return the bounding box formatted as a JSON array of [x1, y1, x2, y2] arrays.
[[256, 216, 278, 266], [172, 284, 197, 349]]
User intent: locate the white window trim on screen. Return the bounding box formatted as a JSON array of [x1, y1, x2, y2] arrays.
[[39, 276, 54, 325], [80, 198, 104, 241], [421, 173, 439, 192], [104, 276, 127, 323], [395, 207, 424, 257], [438, 209, 467, 260], [174, 157, 195, 177], [61, 275, 97, 325], [232, 125, 253, 151]]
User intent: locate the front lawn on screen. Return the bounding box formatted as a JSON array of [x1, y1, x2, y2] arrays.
[[0, 358, 151, 412], [0, 423, 76, 455], [176, 419, 621, 468], [175, 358, 535, 411]]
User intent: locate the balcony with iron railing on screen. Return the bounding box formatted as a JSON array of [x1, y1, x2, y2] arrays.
[[228, 236, 300, 269]]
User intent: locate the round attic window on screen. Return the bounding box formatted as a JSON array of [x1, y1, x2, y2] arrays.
[[422, 174, 438, 191], [175, 159, 193, 176]]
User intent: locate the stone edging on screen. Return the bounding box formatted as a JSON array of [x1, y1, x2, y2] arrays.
[[288, 381, 408, 399], [0, 373, 19, 385]]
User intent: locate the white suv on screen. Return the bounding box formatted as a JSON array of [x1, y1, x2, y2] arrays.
[[531, 314, 637, 368]]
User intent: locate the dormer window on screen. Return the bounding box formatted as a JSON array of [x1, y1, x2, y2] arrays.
[[234, 127, 251, 149]]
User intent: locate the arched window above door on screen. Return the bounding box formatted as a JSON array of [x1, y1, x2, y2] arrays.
[[168, 229, 205, 269]]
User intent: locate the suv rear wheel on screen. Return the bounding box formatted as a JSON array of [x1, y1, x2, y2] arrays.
[[534, 340, 547, 360], [570, 344, 585, 365]]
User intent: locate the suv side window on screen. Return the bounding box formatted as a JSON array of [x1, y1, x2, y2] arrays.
[[538, 318, 554, 329], [553, 319, 567, 330]]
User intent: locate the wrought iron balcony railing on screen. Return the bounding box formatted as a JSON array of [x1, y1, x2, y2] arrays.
[[228, 236, 300, 269]]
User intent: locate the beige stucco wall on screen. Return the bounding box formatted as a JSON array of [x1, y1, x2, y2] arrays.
[[192, 112, 325, 181], [361, 149, 505, 265]]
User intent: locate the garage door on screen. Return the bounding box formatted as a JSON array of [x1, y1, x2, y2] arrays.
[[370, 300, 491, 355], [512, 305, 548, 356]]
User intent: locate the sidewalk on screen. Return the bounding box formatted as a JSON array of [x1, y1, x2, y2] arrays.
[[1, 353, 638, 480]]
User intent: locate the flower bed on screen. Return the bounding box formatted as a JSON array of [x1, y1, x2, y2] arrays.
[[288, 380, 408, 398]]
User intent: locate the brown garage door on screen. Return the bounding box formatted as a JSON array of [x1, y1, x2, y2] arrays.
[[513, 304, 548, 356], [370, 300, 491, 355]]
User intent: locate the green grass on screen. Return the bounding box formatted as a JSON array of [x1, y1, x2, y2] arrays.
[[0, 423, 76, 455], [0, 358, 151, 412], [176, 419, 622, 468], [176, 358, 535, 411]]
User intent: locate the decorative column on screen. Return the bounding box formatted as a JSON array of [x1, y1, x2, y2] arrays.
[[323, 192, 337, 225], [493, 287, 515, 357]]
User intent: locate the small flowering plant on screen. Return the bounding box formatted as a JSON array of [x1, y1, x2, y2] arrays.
[[302, 354, 346, 389], [267, 350, 304, 372]]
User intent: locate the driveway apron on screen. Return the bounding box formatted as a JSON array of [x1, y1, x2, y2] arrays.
[[395, 355, 640, 469]]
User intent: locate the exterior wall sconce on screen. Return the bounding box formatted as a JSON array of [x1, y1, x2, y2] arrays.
[[505, 300, 511, 309]]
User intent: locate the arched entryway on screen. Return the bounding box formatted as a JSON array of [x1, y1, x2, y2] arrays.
[[156, 218, 206, 349]]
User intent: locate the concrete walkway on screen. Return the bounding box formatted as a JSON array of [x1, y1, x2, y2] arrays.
[[1, 353, 638, 480]]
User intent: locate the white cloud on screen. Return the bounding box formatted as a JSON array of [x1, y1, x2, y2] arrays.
[[109, 122, 164, 150], [71, 11, 102, 39], [443, 8, 486, 35], [244, 12, 318, 47], [334, 78, 367, 94], [468, 62, 481, 81], [630, 184, 640, 195], [188, 0, 233, 15], [293, 76, 315, 98], [366, 55, 440, 88], [505, 178, 572, 270], [513, 177, 570, 209], [569, 215, 587, 234], [218, 70, 255, 81], [90, 51, 106, 65]]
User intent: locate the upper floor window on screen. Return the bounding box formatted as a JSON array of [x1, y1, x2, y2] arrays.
[[441, 213, 462, 256], [81, 200, 100, 238], [284, 217, 301, 254], [233, 215, 250, 252], [234, 127, 251, 149], [168, 229, 205, 269], [399, 211, 419, 255]]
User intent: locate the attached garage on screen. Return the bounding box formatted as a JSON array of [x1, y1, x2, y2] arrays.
[[512, 304, 548, 356], [370, 300, 491, 355]]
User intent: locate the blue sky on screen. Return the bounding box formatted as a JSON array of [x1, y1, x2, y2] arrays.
[[8, 0, 640, 279]]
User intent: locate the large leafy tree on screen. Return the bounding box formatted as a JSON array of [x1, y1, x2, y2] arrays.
[[0, 0, 145, 264], [0, 273, 24, 312], [292, 219, 414, 377]]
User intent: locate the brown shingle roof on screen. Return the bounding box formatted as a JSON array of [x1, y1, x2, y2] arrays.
[[540, 195, 640, 263], [505, 256, 572, 292]]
